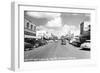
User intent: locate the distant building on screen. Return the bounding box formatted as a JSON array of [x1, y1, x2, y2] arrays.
[[24, 17, 36, 38], [36, 30, 52, 39], [36, 30, 46, 39]]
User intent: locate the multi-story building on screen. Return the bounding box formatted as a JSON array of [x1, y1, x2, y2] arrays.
[[80, 21, 90, 35], [24, 17, 36, 38], [80, 21, 91, 43]]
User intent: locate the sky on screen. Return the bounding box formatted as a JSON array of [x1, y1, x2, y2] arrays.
[[24, 11, 90, 38]]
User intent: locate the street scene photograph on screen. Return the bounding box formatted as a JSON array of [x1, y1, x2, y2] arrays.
[[24, 11, 91, 62]]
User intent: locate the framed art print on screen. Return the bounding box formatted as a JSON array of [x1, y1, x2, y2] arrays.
[[11, 2, 97, 71]]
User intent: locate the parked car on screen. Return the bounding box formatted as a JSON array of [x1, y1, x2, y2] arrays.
[[34, 39, 47, 47], [24, 42, 34, 51], [61, 39, 66, 45], [24, 38, 36, 47], [24, 38, 47, 48], [80, 40, 90, 51], [69, 37, 81, 47]]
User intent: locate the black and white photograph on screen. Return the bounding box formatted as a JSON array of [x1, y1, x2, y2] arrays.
[[24, 11, 91, 62]]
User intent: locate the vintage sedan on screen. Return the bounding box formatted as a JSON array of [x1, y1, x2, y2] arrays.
[[80, 40, 90, 51], [24, 42, 34, 51], [69, 37, 81, 47]]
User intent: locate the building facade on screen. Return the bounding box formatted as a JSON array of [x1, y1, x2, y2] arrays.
[[80, 21, 90, 35], [24, 17, 36, 38], [80, 21, 91, 43]]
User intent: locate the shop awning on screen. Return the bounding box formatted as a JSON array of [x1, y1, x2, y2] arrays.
[[24, 35, 40, 39]]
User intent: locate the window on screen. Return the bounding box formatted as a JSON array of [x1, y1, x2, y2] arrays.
[[31, 25, 33, 30], [27, 22, 29, 29], [34, 26, 36, 31]]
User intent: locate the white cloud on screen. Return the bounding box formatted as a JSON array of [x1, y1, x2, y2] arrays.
[[26, 12, 62, 27], [36, 25, 55, 34], [57, 24, 80, 37], [26, 12, 43, 18], [26, 12, 61, 20], [27, 12, 80, 37], [46, 17, 62, 27], [36, 24, 80, 38], [36, 26, 47, 31]]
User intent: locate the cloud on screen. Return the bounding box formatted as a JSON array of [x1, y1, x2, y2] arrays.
[[61, 24, 80, 36], [36, 24, 80, 38], [36, 25, 47, 31], [26, 11, 80, 37], [36, 25, 55, 33], [46, 17, 62, 27], [26, 12, 61, 20], [26, 12, 62, 27], [52, 24, 80, 37], [26, 12, 43, 18], [47, 24, 79, 38]]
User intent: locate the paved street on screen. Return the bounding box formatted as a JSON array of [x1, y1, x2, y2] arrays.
[[24, 40, 90, 62]]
